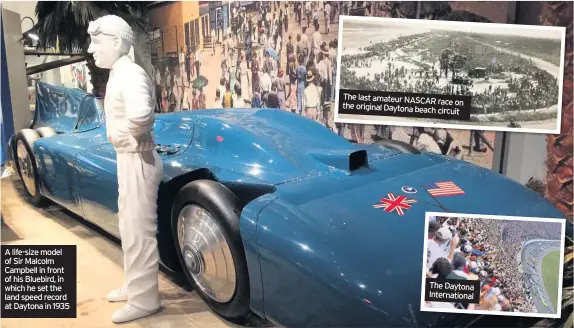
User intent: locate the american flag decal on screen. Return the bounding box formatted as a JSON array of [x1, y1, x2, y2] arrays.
[[424, 181, 465, 197]]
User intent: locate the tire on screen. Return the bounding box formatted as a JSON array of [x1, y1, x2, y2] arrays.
[[374, 139, 422, 154], [36, 127, 57, 138], [14, 129, 44, 206], [171, 179, 250, 319]]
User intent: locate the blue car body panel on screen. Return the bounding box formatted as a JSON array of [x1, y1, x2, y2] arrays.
[[12, 82, 566, 327]]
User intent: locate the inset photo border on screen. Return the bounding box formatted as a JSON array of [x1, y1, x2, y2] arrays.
[[420, 212, 566, 319], [334, 16, 566, 134]]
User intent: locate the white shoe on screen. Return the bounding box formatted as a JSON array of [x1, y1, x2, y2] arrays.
[[107, 288, 128, 302], [111, 304, 161, 323]]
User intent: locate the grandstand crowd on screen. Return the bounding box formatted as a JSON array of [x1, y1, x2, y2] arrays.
[[425, 216, 561, 313]]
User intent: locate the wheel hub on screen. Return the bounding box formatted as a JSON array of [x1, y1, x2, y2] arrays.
[[16, 140, 36, 196], [177, 204, 236, 303], [183, 244, 204, 275]]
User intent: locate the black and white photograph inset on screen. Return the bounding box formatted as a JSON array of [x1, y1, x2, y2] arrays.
[[334, 16, 566, 134], [420, 212, 566, 319]]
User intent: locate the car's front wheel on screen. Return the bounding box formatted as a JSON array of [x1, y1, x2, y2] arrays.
[[171, 179, 250, 319], [14, 129, 45, 206]]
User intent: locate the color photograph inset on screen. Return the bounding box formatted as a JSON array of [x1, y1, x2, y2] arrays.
[[335, 16, 566, 134], [420, 213, 565, 318]]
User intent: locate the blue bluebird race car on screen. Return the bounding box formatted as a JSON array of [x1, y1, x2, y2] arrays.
[[6, 82, 565, 327]]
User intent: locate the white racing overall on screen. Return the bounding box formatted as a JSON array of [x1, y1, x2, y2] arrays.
[[104, 55, 163, 313]]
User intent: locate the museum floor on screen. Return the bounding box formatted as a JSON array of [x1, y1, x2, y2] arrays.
[[0, 174, 238, 328]]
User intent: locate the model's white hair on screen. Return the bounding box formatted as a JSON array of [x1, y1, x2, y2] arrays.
[[88, 15, 134, 53]]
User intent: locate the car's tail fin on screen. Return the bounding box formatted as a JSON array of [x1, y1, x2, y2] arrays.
[[32, 82, 84, 133]]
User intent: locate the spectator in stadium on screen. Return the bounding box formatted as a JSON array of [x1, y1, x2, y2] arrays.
[[451, 253, 471, 280], [426, 227, 459, 271], [428, 222, 441, 240]]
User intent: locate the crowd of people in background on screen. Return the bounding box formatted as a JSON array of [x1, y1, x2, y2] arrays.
[[425, 216, 561, 313], [211, 2, 340, 131], [147, 1, 498, 164]]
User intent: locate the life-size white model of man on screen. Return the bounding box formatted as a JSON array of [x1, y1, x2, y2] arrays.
[[87, 15, 163, 323]]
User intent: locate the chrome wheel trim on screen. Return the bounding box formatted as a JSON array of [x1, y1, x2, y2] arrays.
[[177, 204, 236, 303], [16, 140, 36, 197]]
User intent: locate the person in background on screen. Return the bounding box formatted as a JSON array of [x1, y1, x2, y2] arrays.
[[283, 9, 288, 32], [429, 258, 452, 279], [329, 39, 338, 101], [260, 66, 273, 102], [198, 87, 206, 109], [286, 34, 295, 78], [478, 285, 499, 311], [239, 54, 251, 100], [324, 2, 331, 34], [181, 86, 190, 110], [260, 28, 268, 63], [321, 43, 332, 103], [245, 27, 252, 68], [305, 1, 312, 28], [228, 50, 238, 95], [333, 2, 340, 23], [189, 47, 195, 78], [269, 13, 277, 40], [222, 82, 234, 108], [295, 33, 302, 61], [428, 222, 441, 240], [409, 127, 426, 145], [251, 52, 260, 96], [160, 84, 168, 113], [295, 53, 307, 115], [472, 130, 487, 152], [427, 227, 459, 271], [276, 68, 286, 110], [267, 82, 280, 109], [251, 91, 262, 108], [211, 24, 216, 56], [211, 89, 222, 108], [275, 32, 282, 70], [311, 24, 322, 60], [312, 5, 320, 31], [191, 89, 199, 109], [233, 85, 246, 108], [262, 51, 273, 79], [154, 67, 162, 112], [179, 47, 186, 85], [314, 52, 328, 122], [218, 78, 227, 101], [221, 48, 229, 81], [277, 10, 284, 39], [226, 32, 235, 52], [303, 69, 321, 121], [451, 253, 471, 280], [300, 27, 310, 65]]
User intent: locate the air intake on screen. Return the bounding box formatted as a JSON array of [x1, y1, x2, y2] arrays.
[[308, 149, 369, 172]]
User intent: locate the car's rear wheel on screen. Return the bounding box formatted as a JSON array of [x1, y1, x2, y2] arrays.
[[171, 179, 250, 319], [14, 129, 44, 206]]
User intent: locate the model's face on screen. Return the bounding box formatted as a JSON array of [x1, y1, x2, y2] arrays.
[[87, 34, 120, 69]]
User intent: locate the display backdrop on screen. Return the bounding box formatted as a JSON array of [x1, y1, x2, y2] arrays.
[[146, 1, 517, 172]]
